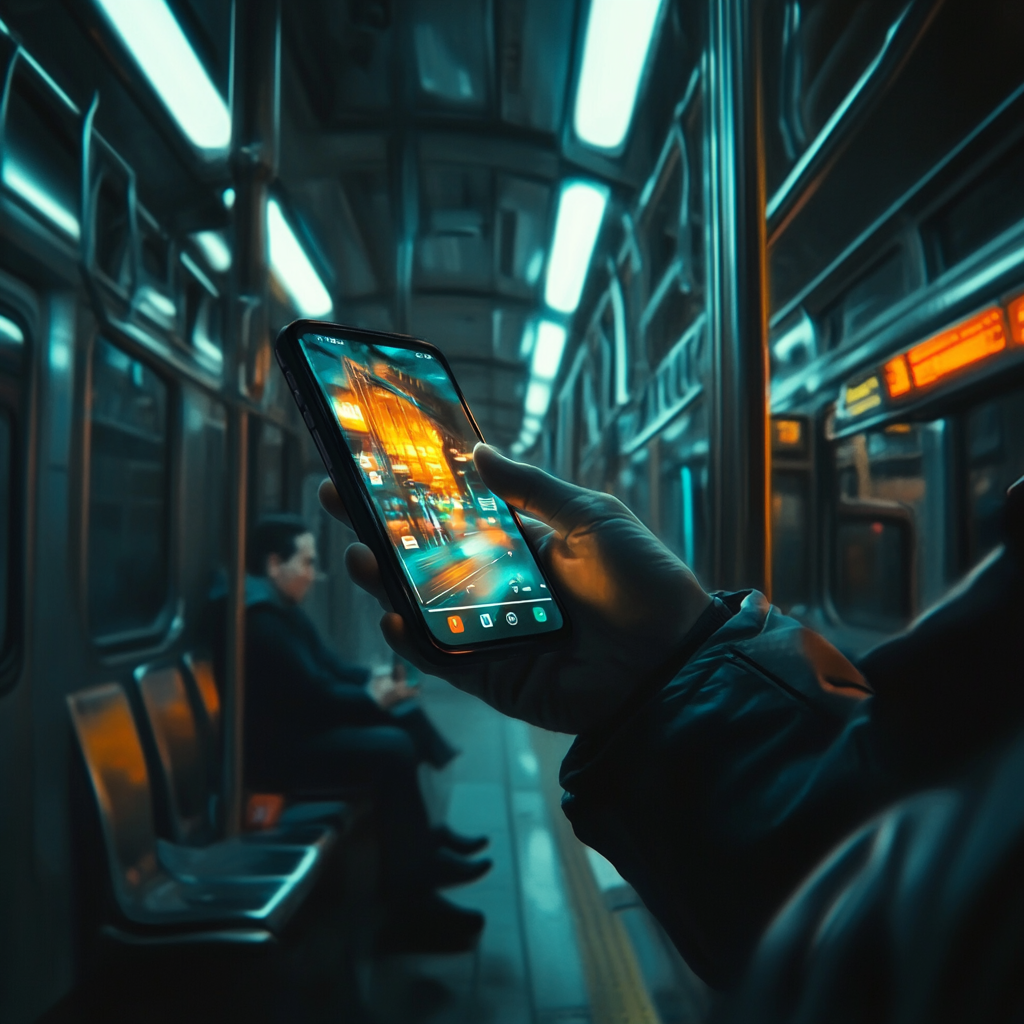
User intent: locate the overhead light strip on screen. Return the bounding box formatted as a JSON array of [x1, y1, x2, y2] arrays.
[[93, 0, 231, 152], [544, 181, 610, 315], [267, 198, 333, 319], [574, 0, 665, 151]]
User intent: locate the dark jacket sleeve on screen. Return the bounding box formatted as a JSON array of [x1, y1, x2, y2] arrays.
[[723, 728, 1024, 1024], [559, 591, 893, 990], [247, 606, 387, 730]]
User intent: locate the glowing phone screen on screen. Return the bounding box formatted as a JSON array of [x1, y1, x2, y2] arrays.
[[300, 333, 563, 645]]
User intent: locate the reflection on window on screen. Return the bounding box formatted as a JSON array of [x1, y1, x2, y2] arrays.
[[88, 339, 170, 638], [833, 515, 911, 630]]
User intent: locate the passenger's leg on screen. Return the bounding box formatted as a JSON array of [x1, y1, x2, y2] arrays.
[[296, 725, 488, 952], [299, 725, 434, 893], [388, 702, 459, 768]]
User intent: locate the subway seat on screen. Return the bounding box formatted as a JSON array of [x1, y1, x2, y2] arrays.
[[68, 683, 331, 937]]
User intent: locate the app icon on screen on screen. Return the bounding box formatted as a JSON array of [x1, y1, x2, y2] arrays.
[[505, 612, 518, 625], [479, 613, 493, 628], [532, 606, 548, 623], [447, 615, 464, 633]]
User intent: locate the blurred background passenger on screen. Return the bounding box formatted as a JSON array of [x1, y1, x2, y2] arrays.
[[210, 513, 492, 951]]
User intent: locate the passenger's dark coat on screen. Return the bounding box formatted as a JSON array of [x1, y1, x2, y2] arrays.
[[211, 577, 390, 787]]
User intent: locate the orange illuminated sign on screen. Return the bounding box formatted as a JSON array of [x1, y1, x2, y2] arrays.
[[884, 355, 912, 397], [903, 308, 1007, 390], [774, 419, 802, 446], [1008, 293, 1024, 346]]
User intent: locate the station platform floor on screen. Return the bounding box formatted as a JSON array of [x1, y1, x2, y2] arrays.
[[362, 674, 712, 1024]]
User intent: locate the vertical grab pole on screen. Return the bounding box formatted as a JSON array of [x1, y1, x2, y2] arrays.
[[705, 0, 772, 595], [222, 0, 280, 836]]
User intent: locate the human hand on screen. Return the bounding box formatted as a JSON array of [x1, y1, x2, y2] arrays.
[[320, 444, 711, 733], [368, 670, 416, 709]]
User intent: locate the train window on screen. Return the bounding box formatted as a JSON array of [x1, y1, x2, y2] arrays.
[[925, 136, 1024, 274], [833, 512, 912, 630], [769, 0, 908, 182], [93, 171, 133, 291], [964, 389, 1024, 566], [772, 470, 810, 611], [830, 247, 914, 347], [88, 339, 170, 640]]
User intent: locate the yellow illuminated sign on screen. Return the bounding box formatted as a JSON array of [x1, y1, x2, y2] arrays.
[[843, 376, 882, 417]]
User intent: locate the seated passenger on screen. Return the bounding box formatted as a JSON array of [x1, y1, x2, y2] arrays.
[[212, 514, 492, 952], [321, 443, 1024, 1019]]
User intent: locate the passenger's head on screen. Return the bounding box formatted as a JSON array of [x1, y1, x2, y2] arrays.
[[248, 515, 317, 604]]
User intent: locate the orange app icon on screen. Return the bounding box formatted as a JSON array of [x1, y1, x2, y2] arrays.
[[447, 615, 464, 633]]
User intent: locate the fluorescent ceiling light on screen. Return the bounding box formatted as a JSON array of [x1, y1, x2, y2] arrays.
[[530, 320, 567, 382], [192, 230, 231, 273], [94, 0, 231, 152], [523, 415, 542, 433], [524, 380, 553, 419], [574, 0, 664, 150], [267, 198, 333, 319], [544, 181, 609, 315]]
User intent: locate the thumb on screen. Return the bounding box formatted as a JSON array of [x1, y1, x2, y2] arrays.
[[473, 443, 586, 532]]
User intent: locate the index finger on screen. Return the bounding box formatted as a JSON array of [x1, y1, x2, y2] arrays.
[[318, 477, 351, 528]]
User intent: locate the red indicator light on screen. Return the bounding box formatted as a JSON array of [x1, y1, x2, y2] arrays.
[[884, 355, 912, 398], [905, 308, 1007, 389], [1009, 294, 1024, 345]]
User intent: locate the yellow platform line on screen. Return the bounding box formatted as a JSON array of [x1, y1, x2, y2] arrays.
[[531, 727, 661, 1024]]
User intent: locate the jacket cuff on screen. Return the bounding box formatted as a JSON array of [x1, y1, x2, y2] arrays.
[[561, 593, 739, 777]]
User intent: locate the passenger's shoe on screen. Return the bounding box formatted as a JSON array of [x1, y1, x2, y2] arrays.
[[433, 824, 489, 856], [428, 847, 493, 888], [376, 893, 485, 954]]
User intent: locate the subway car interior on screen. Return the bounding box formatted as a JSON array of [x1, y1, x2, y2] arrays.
[[1, 0, 1024, 1021]]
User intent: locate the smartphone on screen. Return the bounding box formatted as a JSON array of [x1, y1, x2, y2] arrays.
[[275, 319, 570, 665]]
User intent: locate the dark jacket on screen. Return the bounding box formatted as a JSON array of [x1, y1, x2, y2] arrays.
[[560, 544, 1024, 1017], [560, 590, 892, 989], [211, 577, 390, 788]]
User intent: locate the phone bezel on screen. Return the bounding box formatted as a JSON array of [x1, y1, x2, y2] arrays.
[[275, 318, 571, 665]]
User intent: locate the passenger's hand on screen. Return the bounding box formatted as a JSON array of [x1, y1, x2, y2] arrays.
[[319, 445, 711, 733], [368, 670, 416, 709]]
